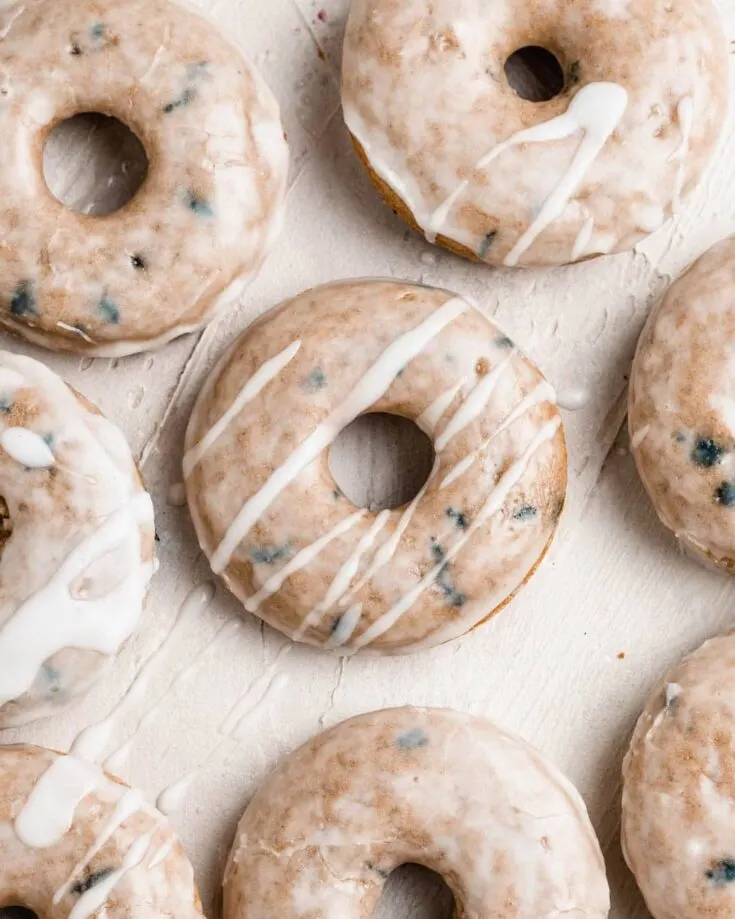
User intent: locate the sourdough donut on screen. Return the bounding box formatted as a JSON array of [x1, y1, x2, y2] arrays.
[[0, 351, 155, 728], [0, 744, 203, 919], [0, 0, 288, 356], [184, 280, 566, 654], [224, 706, 610, 919], [342, 0, 727, 267], [629, 239, 735, 572], [622, 631, 735, 919]]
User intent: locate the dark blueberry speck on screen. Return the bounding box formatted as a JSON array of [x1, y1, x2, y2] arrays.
[[131, 254, 147, 271], [72, 868, 116, 896], [186, 61, 210, 80], [10, 281, 37, 317], [306, 368, 327, 391], [90, 22, 105, 40], [479, 230, 497, 259], [185, 191, 214, 218], [673, 431, 686, 444], [333, 488, 342, 500], [365, 861, 391, 879], [42, 663, 62, 693], [431, 539, 467, 608], [396, 728, 429, 749], [0, 398, 11, 414], [164, 87, 197, 114], [569, 60, 581, 84], [69, 41, 83, 56], [430, 539, 446, 563], [495, 335, 514, 349], [98, 296, 120, 324], [692, 437, 725, 468], [43, 433, 54, 447], [446, 508, 468, 530], [715, 482, 735, 508], [514, 505, 538, 521], [249, 545, 290, 565], [706, 859, 735, 886]]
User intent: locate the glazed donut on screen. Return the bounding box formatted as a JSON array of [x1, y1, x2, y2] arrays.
[[224, 707, 610, 919], [0, 351, 155, 728], [630, 239, 735, 572], [0, 744, 203, 919], [184, 280, 566, 654], [341, 0, 727, 267], [0, 0, 288, 356], [622, 631, 735, 919]]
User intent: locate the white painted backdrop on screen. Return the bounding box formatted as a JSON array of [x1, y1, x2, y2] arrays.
[[4, 0, 735, 916]]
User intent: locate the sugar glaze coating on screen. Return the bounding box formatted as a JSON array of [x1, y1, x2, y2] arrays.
[[342, 0, 727, 267], [0, 0, 288, 355], [225, 707, 610, 919], [185, 280, 566, 654], [630, 239, 735, 572], [0, 744, 204, 919], [0, 352, 155, 728], [623, 632, 735, 919]]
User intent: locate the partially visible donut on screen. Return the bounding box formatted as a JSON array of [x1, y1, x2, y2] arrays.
[[224, 707, 610, 919], [342, 0, 727, 267], [185, 280, 566, 654], [0, 744, 204, 919], [0, 351, 155, 728], [629, 239, 735, 572], [622, 632, 735, 919], [0, 0, 288, 355]]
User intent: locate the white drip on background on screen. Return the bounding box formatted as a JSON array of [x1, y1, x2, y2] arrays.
[[210, 296, 468, 574], [184, 339, 302, 477], [555, 387, 590, 412], [427, 82, 628, 266]]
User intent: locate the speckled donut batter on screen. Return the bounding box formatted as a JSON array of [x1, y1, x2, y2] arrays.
[[0, 0, 288, 355], [185, 280, 566, 654], [622, 631, 735, 919], [342, 0, 727, 267], [629, 239, 735, 572], [0, 351, 155, 728], [225, 706, 610, 919], [0, 744, 204, 919]]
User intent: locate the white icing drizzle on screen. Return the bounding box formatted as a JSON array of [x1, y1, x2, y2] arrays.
[[351, 417, 562, 649], [68, 829, 156, 919], [326, 603, 363, 648], [440, 382, 556, 490], [630, 424, 651, 450], [435, 355, 513, 451], [71, 582, 216, 761], [210, 297, 468, 574], [14, 756, 101, 848], [245, 510, 367, 613], [148, 839, 174, 870], [428, 83, 628, 265], [0, 427, 54, 468], [184, 340, 302, 478], [571, 216, 595, 262], [416, 378, 465, 434], [0, 491, 153, 707], [671, 97, 694, 213], [555, 387, 590, 412], [53, 787, 145, 904]]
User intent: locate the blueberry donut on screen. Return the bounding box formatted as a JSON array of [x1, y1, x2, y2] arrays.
[[224, 707, 610, 919], [0, 351, 155, 728], [185, 280, 566, 654], [342, 0, 727, 267], [0, 744, 204, 919], [622, 631, 735, 919], [0, 0, 288, 356], [629, 239, 735, 572]]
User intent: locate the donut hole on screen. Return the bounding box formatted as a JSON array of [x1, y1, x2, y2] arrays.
[[43, 113, 149, 216], [328, 413, 435, 511], [0, 496, 12, 552], [0, 909, 40, 919], [375, 864, 455, 919], [504, 46, 565, 102]]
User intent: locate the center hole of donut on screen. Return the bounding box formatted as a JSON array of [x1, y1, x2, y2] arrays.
[[0, 909, 40, 919], [43, 113, 149, 216], [504, 46, 565, 102], [328, 413, 435, 511], [375, 865, 455, 919]]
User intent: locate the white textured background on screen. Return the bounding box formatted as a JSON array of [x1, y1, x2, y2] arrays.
[[4, 0, 735, 916]]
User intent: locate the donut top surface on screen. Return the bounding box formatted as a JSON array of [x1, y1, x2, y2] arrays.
[[185, 280, 566, 654], [342, 0, 727, 267], [629, 238, 735, 570], [225, 706, 610, 919], [0, 744, 204, 919], [0, 352, 155, 728], [0, 0, 288, 355], [622, 632, 735, 919]]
